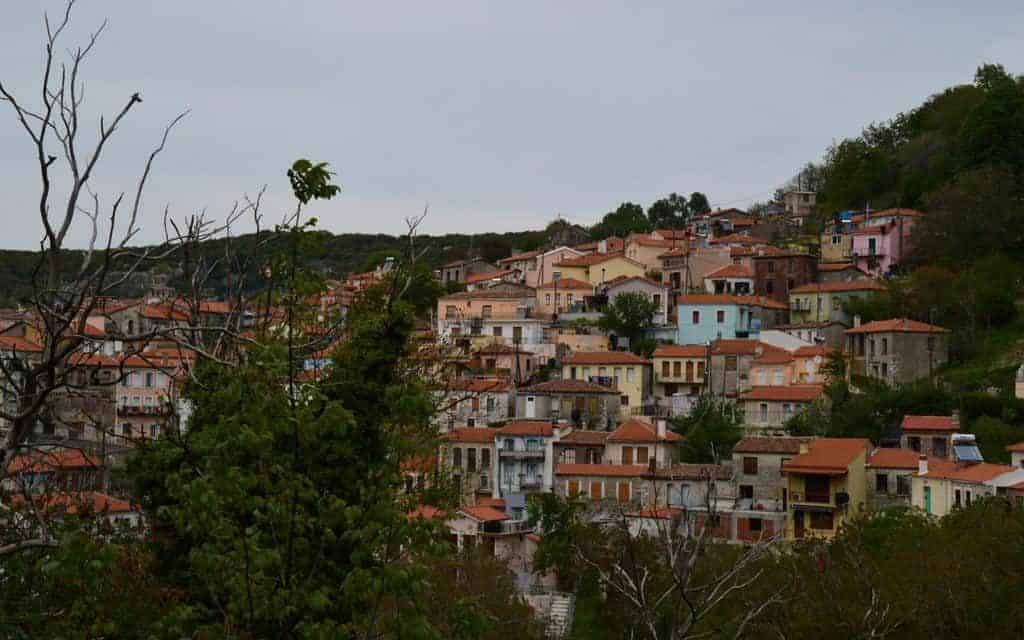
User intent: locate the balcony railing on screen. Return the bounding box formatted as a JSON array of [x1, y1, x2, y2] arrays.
[[478, 519, 532, 536], [499, 449, 545, 460], [801, 492, 831, 505]]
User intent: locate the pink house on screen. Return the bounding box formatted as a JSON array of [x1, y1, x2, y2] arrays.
[[851, 209, 922, 276]]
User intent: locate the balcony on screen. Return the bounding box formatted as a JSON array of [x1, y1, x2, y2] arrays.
[[118, 404, 172, 416], [478, 519, 532, 536], [499, 448, 545, 460]]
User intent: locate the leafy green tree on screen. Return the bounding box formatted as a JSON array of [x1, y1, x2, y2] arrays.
[[647, 193, 689, 229], [672, 396, 743, 463], [597, 292, 658, 353], [687, 192, 711, 215], [590, 202, 651, 239]]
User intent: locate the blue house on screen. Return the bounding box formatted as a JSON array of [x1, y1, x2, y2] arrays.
[[676, 294, 760, 345]]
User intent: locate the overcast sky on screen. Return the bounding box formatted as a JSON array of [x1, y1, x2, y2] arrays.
[[2, 1, 1022, 249]]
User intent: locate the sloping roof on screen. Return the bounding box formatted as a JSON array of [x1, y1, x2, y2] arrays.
[[816, 262, 863, 273], [921, 460, 1013, 483], [751, 344, 794, 365], [575, 237, 625, 253], [789, 281, 884, 294], [476, 497, 506, 508], [555, 463, 650, 477], [710, 339, 760, 356], [140, 304, 189, 321], [607, 420, 682, 443], [705, 264, 754, 279], [407, 505, 445, 520], [449, 378, 511, 393], [497, 249, 543, 264], [733, 437, 810, 455], [535, 278, 594, 291], [557, 430, 610, 445], [678, 294, 743, 305], [496, 421, 554, 437], [794, 345, 834, 358], [7, 449, 102, 474], [1006, 441, 1024, 453], [554, 251, 628, 267], [741, 385, 824, 402], [0, 336, 43, 353], [655, 229, 689, 240], [658, 247, 690, 258], [603, 275, 667, 290], [465, 269, 515, 285], [13, 491, 134, 515], [867, 448, 925, 469], [901, 415, 958, 432], [735, 295, 790, 311], [562, 351, 650, 365], [627, 235, 676, 248], [460, 506, 509, 522], [782, 438, 870, 476], [440, 285, 536, 301], [655, 463, 732, 480], [519, 379, 618, 395], [846, 318, 949, 334], [443, 428, 498, 443], [709, 233, 768, 246], [652, 344, 708, 358]]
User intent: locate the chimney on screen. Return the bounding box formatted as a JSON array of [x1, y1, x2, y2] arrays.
[[657, 419, 667, 439], [597, 239, 607, 254], [918, 455, 928, 476], [853, 314, 862, 328]]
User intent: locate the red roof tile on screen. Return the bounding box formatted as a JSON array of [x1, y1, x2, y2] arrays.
[[476, 497, 506, 508], [557, 430, 610, 445], [536, 278, 594, 291], [519, 379, 618, 395], [449, 378, 511, 393], [574, 237, 625, 253], [790, 281, 884, 294], [816, 262, 861, 273], [555, 251, 629, 267], [709, 234, 768, 246], [751, 344, 794, 365], [627, 235, 676, 248], [7, 449, 102, 474], [497, 249, 543, 264], [652, 344, 708, 358], [793, 345, 834, 358], [782, 438, 870, 476], [900, 415, 958, 432], [1007, 442, 1024, 453], [0, 336, 43, 353], [465, 269, 515, 284], [562, 351, 650, 365], [443, 428, 498, 443], [710, 339, 760, 356], [741, 385, 824, 402], [461, 506, 509, 522], [13, 491, 134, 515], [921, 460, 1013, 483], [733, 437, 811, 455], [866, 448, 926, 469], [555, 463, 650, 477], [607, 420, 682, 443], [658, 247, 691, 258], [846, 318, 949, 334], [407, 505, 445, 521], [705, 264, 754, 279], [603, 275, 667, 289], [496, 421, 554, 437]]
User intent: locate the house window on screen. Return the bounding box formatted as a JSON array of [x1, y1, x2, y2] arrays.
[[653, 294, 661, 308], [613, 367, 622, 385], [626, 368, 635, 383], [621, 395, 629, 406], [749, 517, 763, 532], [636, 447, 649, 465], [545, 293, 552, 305], [673, 361, 682, 377], [453, 448, 462, 468], [716, 309, 725, 323], [881, 362, 889, 378], [739, 485, 753, 500], [759, 403, 768, 422], [486, 397, 495, 413], [590, 481, 603, 500], [832, 297, 840, 310], [570, 367, 577, 380], [145, 372, 154, 387], [445, 305, 457, 319], [831, 235, 841, 245], [896, 476, 910, 496], [562, 449, 576, 464], [567, 293, 575, 305], [616, 482, 630, 502], [869, 340, 875, 356], [599, 366, 607, 377], [622, 446, 634, 465], [567, 480, 580, 496], [726, 356, 737, 371], [767, 262, 775, 273], [471, 397, 480, 411], [662, 361, 670, 377], [481, 305, 492, 319], [467, 448, 477, 472], [697, 362, 705, 378], [954, 489, 962, 508], [933, 437, 947, 458], [876, 473, 888, 493], [909, 437, 921, 452], [481, 449, 491, 468], [743, 457, 758, 475], [810, 511, 834, 530], [766, 281, 774, 294], [692, 310, 701, 324], [122, 423, 131, 436], [513, 326, 523, 340], [881, 338, 888, 355], [773, 370, 784, 386], [493, 326, 503, 337]]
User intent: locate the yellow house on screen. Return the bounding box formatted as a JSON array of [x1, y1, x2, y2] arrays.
[[553, 251, 646, 287], [820, 231, 853, 263], [651, 344, 707, 397], [911, 458, 1013, 517], [624, 234, 679, 273], [562, 351, 651, 417], [788, 280, 883, 325], [782, 438, 870, 540]]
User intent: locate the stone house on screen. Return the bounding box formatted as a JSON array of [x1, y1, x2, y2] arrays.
[[740, 385, 824, 433], [603, 419, 681, 468], [437, 378, 512, 428], [706, 339, 760, 399], [440, 427, 499, 501], [702, 263, 754, 295], [865, 448, 923, 510], [514, 379, 620, 428], [440, 257, 498, 285], [899, 414, 958, 459], [751, 250, 817, 303], [845, 318, 950, 384], [651, 344, 708, 416], [553, 429, 608, 466]]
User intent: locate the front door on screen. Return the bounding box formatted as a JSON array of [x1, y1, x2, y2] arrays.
[[525, 396, 536, 418], [794, 510, 805, 539], [924, 486, 932, 514]]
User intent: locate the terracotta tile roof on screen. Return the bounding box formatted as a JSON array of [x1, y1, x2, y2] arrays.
[[536, 278, 594, 291], [497, 249, 543, 264], [603, 275, 667, 289], [562, 351, 650, 365], [678, 294, 741, 305], [476, 497, 506, 508], [555, 251, 628, 267], [705, 264, 754, 279], [900, 415, 958, 432], [846, 318, 949, 334], [1006, 442, 1024, 453], [751, 344, 794, 365], [555, 463, 651, 477], [921, 460, 1013, 483], [628, 235, 676, 248], [741, 385, 824, 402], [7, 449, 102, 474], [401, 454, 438, 473], [734, 295, 790, 311], [465, 269, 515, 284], [652, 344, 708, 358], [0, 336, 43, 353], [867, 448, 927, 469], [655, 229, 689, 240], [496, 421, 554, 437], [658, 247, 691, 258], [407, 505, 445, 520], [709, 234, 768, 246], [13, 491, 134, 515], [790, 281, 884, 294], [733, 436, 811, 455], [656, 463, 732, 480], [607, 419, 682, 443], [557, 430, 610, 445], [443, 428, 498, 443], [776, 321, 849, 330], [793, 345, 834, 358], [449, 378, 511, 393], [710, 339, 760, 356], [140, 304, 189, 321], [575, 237, 624, 252], [461, 505, 509, 522], [730, 216, 755, 227], [782, 438, 870, 476], [519, 379, 618, 395]]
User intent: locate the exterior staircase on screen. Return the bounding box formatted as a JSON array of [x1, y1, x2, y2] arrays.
[[545, 592, 575, 638]]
